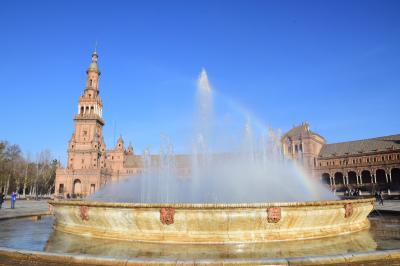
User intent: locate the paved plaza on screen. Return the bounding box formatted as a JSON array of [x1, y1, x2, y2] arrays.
[[374, 199, 400, 213], [0, 199, 49, 220]]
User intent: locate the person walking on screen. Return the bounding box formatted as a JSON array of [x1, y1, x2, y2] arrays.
[[0, 192, 4, 209], [10, 192, 16, 209], [379, 191, 384, 206], [374, 191, 379, 201]]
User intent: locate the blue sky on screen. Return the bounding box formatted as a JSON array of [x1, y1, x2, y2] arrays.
[[0, 0, 399, 164]]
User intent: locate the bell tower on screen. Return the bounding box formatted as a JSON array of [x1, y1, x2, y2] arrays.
[[67, 51, 107, 170]]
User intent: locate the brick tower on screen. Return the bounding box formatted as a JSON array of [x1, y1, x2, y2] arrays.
[[67, 50, 106, 170], [55, 51, 111, 197]]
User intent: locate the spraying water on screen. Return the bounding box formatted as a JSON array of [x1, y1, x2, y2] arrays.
[[89, 69, 336, 203]]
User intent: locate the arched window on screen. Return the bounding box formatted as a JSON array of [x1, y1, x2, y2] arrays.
[[348, 171, 357, 184], [58, 184, 64, 194], [322, 173, 330, 185], [376, 169, 386, 184], [73, 179, 82, 195], [361, 170, 372, 184], [390, 168, 400, 191], [90, 79, 93, 86], [334, 172, 344, 185]]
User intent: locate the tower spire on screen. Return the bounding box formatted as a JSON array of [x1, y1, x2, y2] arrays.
[[87, 47, 100, 75], [85, 50, 100, 92], [77, 51, 104, 119]]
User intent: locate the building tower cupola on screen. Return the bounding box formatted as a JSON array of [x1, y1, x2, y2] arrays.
[[77, 51, 104, 120], [127, 142, 134, 155], [87, 51, 100, 74], [116, 135, 125, 151], [85, 50, 101, 93]]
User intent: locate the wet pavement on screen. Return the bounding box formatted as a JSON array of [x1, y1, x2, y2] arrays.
[[0, 199, 49, 220]]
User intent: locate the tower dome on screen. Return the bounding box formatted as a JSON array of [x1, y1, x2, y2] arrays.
[[87, 51, 100, 74]]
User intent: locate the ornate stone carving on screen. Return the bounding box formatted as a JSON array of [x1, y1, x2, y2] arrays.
[[80, 205, 89, 221], [160, 207, 175, 225], [267, 207, 281, 223], [344, 203, 353, 218]]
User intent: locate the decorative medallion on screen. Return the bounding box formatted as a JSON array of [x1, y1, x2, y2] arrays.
[[267, 207, 281, 223], [80, 205, 89, 221], [160, 207, 175, 225], [344, 203, 353, 218]]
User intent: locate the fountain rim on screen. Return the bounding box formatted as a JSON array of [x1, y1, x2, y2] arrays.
[[49, 197, 374, 209]]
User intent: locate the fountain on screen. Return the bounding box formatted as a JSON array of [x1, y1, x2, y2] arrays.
[[2, 68, 399, 265], [48, 69, 374, 244]]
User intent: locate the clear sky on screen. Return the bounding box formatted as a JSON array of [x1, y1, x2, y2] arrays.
[[0, 0, 399, 164]]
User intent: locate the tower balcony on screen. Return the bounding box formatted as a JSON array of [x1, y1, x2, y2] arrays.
[[74, 114, 105, 125]]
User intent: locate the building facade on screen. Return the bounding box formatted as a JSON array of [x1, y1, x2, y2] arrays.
[[55, 52, 400, 197], [282, 123, 400, 194]]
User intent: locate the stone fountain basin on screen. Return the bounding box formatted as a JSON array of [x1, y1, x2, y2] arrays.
[[48, 198, 374, 243]]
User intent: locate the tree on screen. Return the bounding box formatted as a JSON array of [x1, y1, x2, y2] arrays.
[[0, 140, 57, 198]]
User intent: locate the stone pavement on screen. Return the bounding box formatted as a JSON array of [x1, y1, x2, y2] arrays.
[[374, 200, 400, 213], [0, 199, 50, 220]]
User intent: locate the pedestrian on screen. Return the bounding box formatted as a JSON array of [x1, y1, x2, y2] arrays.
[[374, 191, 379, 201], [10, 191, 17, 209], [379, 191, 384, 206], [0, 192, 4, 209]]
